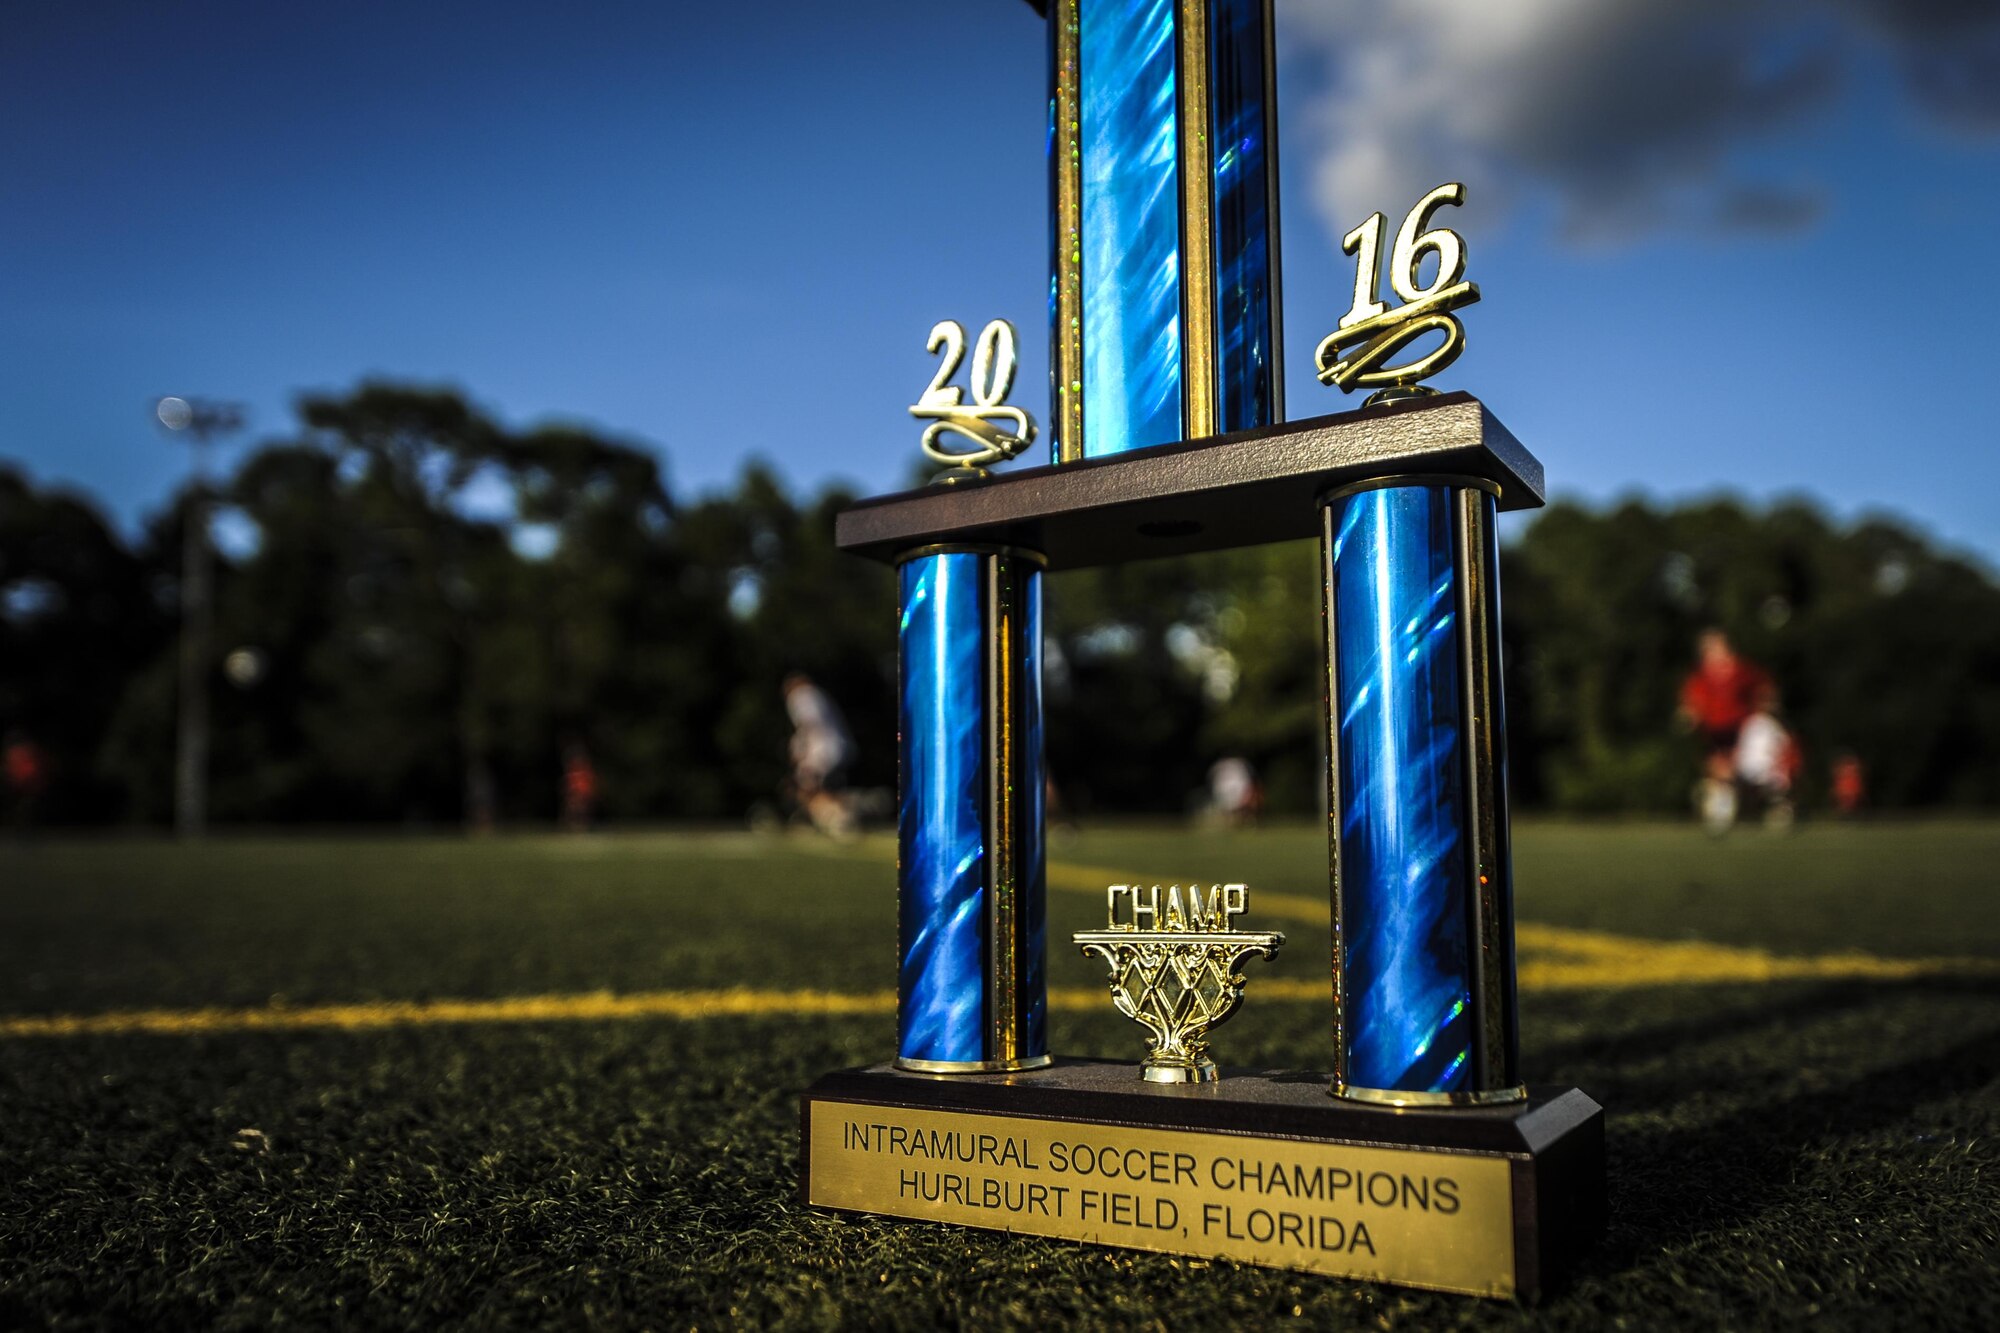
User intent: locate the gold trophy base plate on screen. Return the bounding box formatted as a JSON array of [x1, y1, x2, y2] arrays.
[[801, 1058, 1602, 1301], [1141, 1060, 1217, 1084]]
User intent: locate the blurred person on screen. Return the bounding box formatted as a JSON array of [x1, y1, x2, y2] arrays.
[[3, 729, 47, 829], [1733, 689, 1803, 830], [1046, 772, 1077, 836], [783, 673, 856, 838], [562, 738, 598, 833], [1204, 755, 1262, 828], [1677, 628, 1771, 835], [1831, 751, 1867, 818]]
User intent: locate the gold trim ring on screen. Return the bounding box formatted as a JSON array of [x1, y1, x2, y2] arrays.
[[1317, 473, 1501, 507], [892, 543, 1050, 568], [894, 1054, 1056, 1076], [1331, 1080, 1529, 1109]]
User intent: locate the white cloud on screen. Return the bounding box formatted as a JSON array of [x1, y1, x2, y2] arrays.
[[1282, 0, 2000, 246]]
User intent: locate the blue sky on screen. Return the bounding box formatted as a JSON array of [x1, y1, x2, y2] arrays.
[[3, 1, 1997, 564]]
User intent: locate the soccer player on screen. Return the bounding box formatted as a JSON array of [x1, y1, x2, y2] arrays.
[[783, 673, 857, 838], [1733, 688, 1803, 830], [1677, 629, 1772, 835], [1831, 752, 1867, 818], [561, 739, 598, 833]]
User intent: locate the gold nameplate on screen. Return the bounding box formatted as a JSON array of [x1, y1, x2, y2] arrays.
[[806, 1100, 1517, 1297]]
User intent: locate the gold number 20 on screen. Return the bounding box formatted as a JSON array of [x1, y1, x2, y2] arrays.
[[917, 320, 1018, 411], [909, 319, 1035, 469]]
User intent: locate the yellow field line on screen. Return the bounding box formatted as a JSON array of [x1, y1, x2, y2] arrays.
[[1046, 859, 1999, 989], [5, 944, 1993, 1040], [0, 988, 900, 1038], [1, 855, 1990, 1040]]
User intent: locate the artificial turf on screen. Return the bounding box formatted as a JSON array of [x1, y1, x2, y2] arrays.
[[2, 822, 1998, 1329]]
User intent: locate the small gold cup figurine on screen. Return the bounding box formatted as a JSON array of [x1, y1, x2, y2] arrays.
[[1074, 883, 1284, 1084]]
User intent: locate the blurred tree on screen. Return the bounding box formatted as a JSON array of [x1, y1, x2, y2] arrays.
[[1191, 541, 1326, 815], [1502, 498, 2000, 811], [1042, 557, 1213, 815], [0, 468, 170, 823], [1039, 541, 1325, 816], [1501, 498, 1697, 811], [287, 385, 512, 826], [679, 462, 895, 813], [203, 445, 349, 821], [17, 382, 2000, 825], [499, 424, 733, 818]]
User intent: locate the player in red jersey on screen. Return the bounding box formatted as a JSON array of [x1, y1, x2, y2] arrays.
[[1678, 629, 1772, 834], [561, 739, 598, 833], [1831, 752, 1867, 818], [3, 730, 47, 830]]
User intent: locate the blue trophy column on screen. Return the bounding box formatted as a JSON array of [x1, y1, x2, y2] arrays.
[[1320, 481, 1522, 1105], [1209, 0, 1281, 435], [1048, 0, 1282, 462], [896, 548, 1049, 1073], [1077, 0, 1181, 457]]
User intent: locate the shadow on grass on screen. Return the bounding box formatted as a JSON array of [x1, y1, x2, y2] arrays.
[[1563, 974, 2000, 1286], [1536, 973, 2000, 1104]]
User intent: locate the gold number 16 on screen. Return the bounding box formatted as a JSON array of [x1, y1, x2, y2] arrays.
[[1340, 182, 1467, 327], [1317, 182, 1480, 395]]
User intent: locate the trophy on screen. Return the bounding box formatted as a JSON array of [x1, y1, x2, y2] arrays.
[[1074, 883, 1282, 1084], [802, 0, 1603, 1300]]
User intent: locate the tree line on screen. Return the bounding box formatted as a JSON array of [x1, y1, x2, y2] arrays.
[[4, 383, 1997, 827]]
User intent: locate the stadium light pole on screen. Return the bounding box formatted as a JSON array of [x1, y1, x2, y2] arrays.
[[156, 395, 243, 839]]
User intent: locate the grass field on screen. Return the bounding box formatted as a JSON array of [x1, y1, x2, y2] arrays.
[[3, 821, 1998, 1329]]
